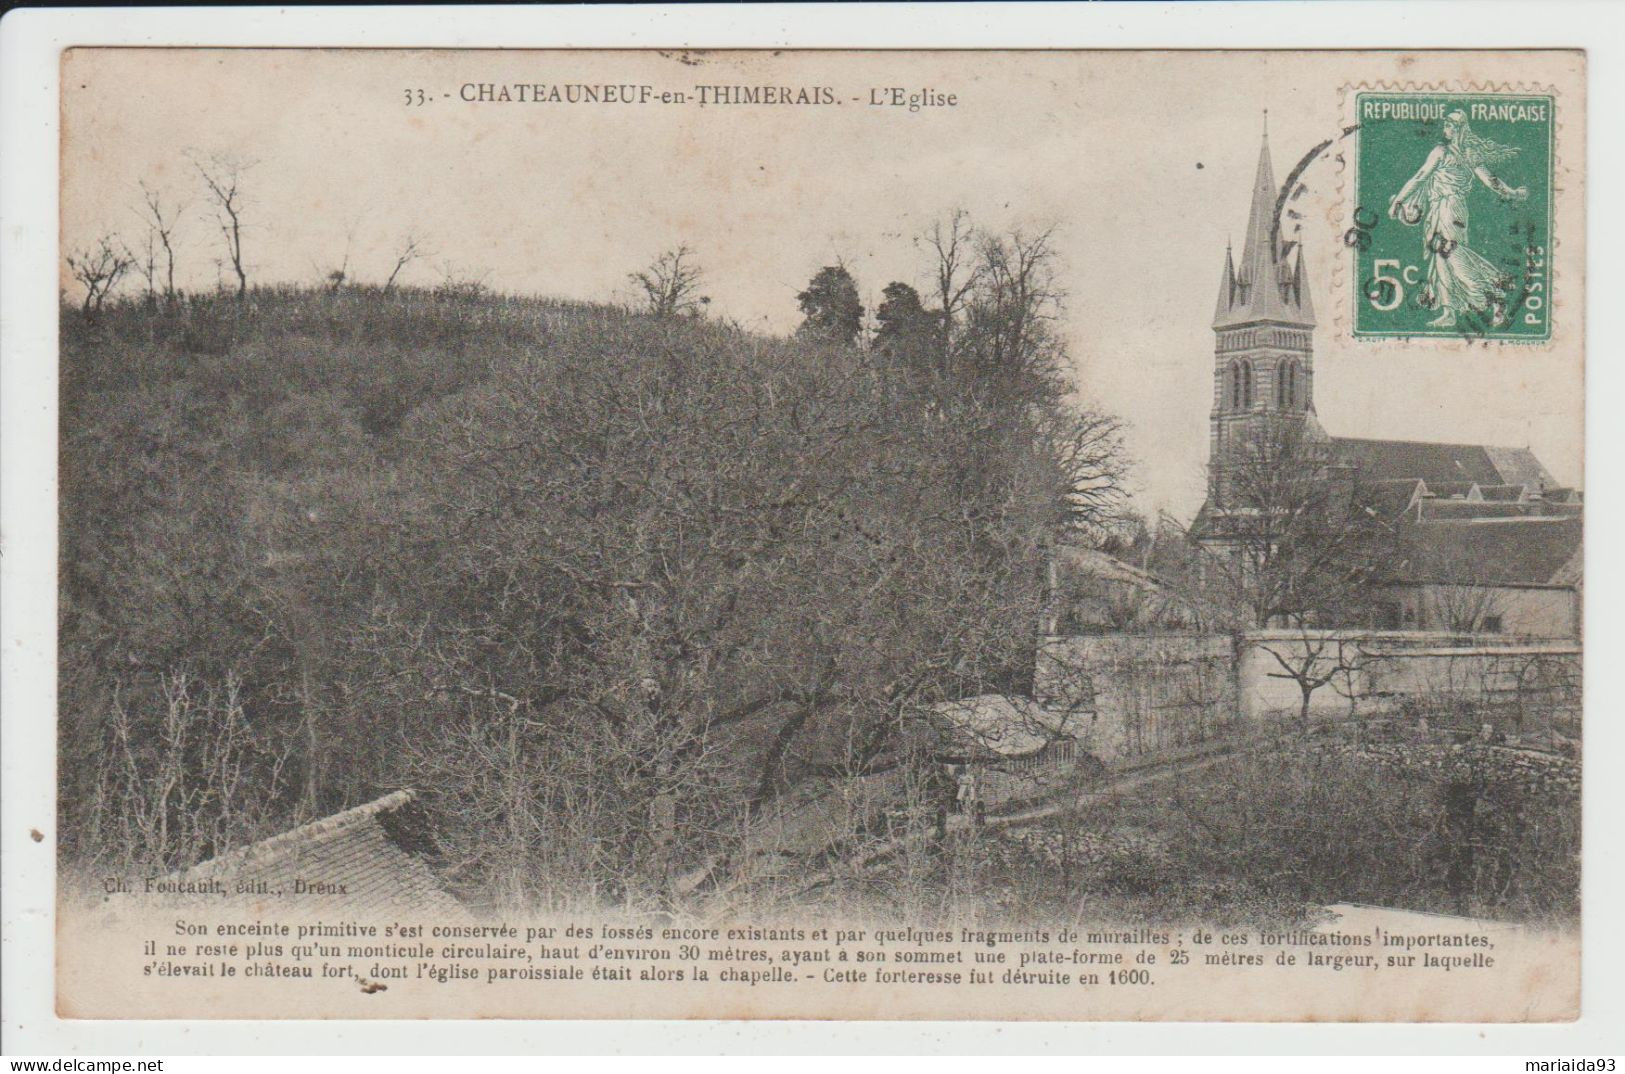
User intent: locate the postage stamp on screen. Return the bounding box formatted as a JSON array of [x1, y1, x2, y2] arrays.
[[1347, 90, 1555, 343]]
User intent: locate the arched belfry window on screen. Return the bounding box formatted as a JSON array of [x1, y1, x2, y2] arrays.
[[1275, 361, 1287, 409], [1241, 361, 1254, 410], [1228, 361, 1241, 411], [1287, 361, 1300, 409]]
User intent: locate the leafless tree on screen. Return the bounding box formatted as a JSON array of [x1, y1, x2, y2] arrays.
[[918, 209, 982, 367], [1259, 630, 1375, 731], [383, 231, 431, 293], [1200, 417, 1393, 629], [136, 180, 186, 304], [317, 215, 363, 293], [65, 235, 134, 320], [129, 229, 159, 308], [965, 225, 1065, 400], [1040, 405, 1129, 535], [433, 258, 492, 300], [629, 244, 707, 318], [1424, 552, 1507, 633], [88, 670, 292, 871], [189, 151, 255, 298]]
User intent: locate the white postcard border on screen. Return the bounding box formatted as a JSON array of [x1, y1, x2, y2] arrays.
[[4, 1, 1623, 1056]]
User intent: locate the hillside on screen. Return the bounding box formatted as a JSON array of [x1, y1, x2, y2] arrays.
[[58, 286, 1066, 908]]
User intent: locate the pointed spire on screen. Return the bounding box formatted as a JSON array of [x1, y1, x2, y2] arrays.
[[1214, 118, 1315, 329], [1294, 242, 1316, 325], [1214, 241, 1238, 325]]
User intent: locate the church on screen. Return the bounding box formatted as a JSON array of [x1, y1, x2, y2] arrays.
[[1189, 126, 1581, 638]]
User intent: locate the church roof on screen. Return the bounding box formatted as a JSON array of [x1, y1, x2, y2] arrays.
[[1393, 516, 1583, 587], [1332, 437, 1556, 490], [1214, 124, 1315, 330]]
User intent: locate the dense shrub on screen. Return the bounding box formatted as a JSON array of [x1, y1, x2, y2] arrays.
[[58, 285, 1105, 912], [964, 746, 1578, 929]]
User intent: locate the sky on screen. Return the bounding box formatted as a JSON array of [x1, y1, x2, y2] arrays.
[[61, 48, 1585, 520]]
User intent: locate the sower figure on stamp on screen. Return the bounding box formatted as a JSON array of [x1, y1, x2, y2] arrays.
[[1388, 108, 1528, 328]]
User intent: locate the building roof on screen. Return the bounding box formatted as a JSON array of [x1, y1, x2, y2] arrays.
[[1333, 437, 1557, 490], [1393, 516, 1583, 587], [1055, 544, 1171, 593], [1418, 499, 1535, 521], [1355, 479, 1425, 519], [1214, 125, 1315, 330], [1420, 481, 1479, 500], [168, 790, 462, 915], [929, 695, 1076, 759]]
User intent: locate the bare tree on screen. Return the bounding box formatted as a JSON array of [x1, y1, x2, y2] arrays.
[[1428, 583, 1504, 634], [918, 209, 983, 368], [1039, 405, 1128, 536], [1199, 417, 1393, 629], [65, 235, 134, 320], [433, 258, 491, 300], [964, 225, 1066, 404], [1422, 547, 1507, 633], [89, 670, 292, 870], [189, 151, 254, 298], [383, 231, 431, 293], [318, 215, 363, 294], [136, 181, 186, 304], [1259, 630, 1375, 731], [129, 229, 159, 309], [629, 244, 707, 318]]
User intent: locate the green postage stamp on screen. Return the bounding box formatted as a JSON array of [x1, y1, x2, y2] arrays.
[[1349, 90, 1554, 342]]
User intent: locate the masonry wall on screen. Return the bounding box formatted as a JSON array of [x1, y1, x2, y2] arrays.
[[1035, 634, 1238, 765], [1237, 630, 1581, 736], [1038, 630, 1581, 768], [1384, 584, 1580, 638]]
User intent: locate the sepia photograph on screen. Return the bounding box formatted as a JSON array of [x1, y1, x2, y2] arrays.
[[29, 41, 1590, 1025]]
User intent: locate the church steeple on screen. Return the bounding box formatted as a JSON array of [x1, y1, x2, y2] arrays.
[[1205, 116, 1320, 509], [1213, 116, 1315, 330]]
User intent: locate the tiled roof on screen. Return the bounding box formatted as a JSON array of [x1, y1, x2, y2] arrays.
[[1392, 516, 1583, 587], [1484, 445, 1559, 491], [930, 695, 1077, 759], [1420, 481, 1479, 500], [1332, 438, 1556, 488], [1354, 479, 1424, 519], [1418, 500, 1533, 521], [1550, 542, 1584, 587], [1055, 545, 1170, 592], [170, 790, 463, 915]]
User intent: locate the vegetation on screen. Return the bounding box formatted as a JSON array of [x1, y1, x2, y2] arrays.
[[833, 743, 1578, 931], [59, 208, 1130, 911]]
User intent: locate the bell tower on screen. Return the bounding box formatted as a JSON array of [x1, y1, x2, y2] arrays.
[[1208, 117, 1318, 507]]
